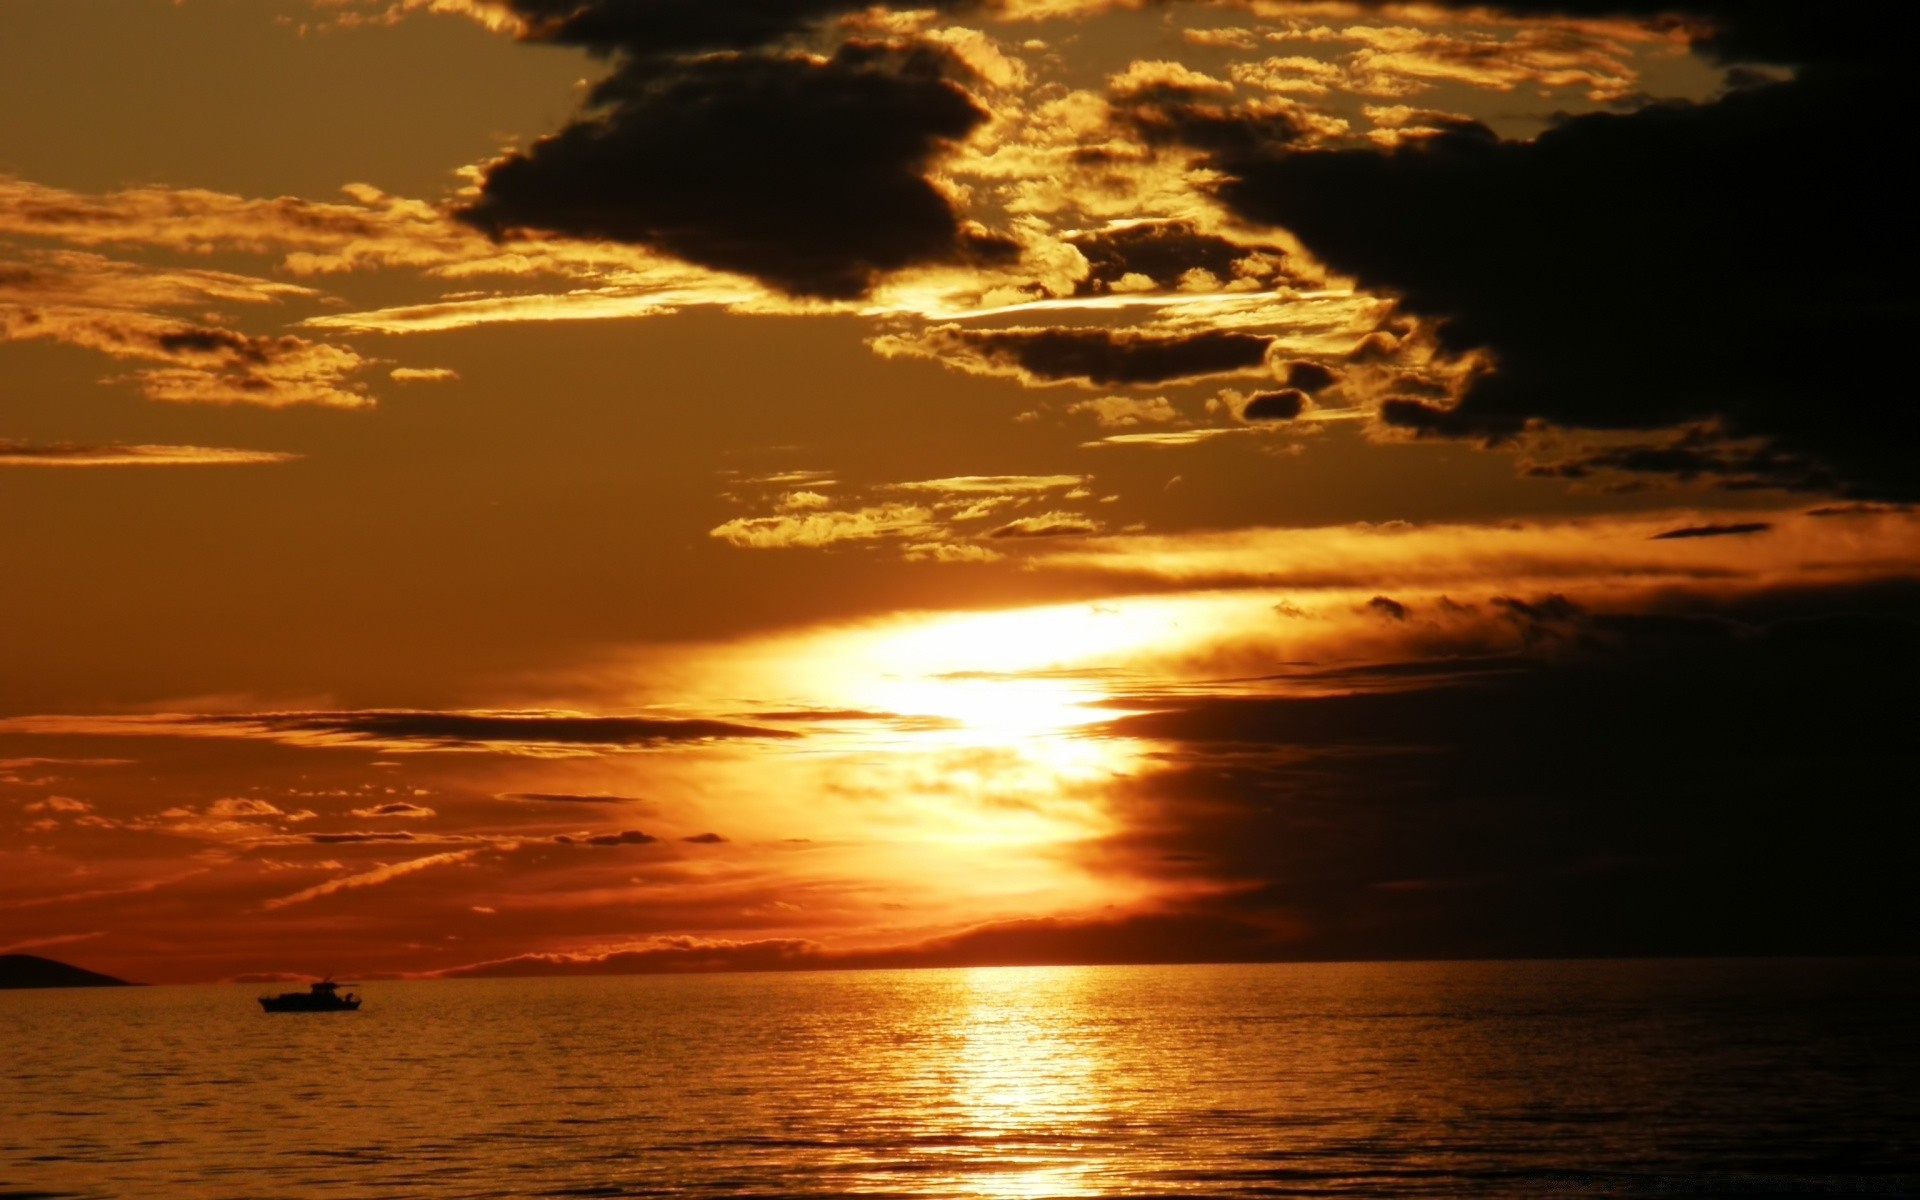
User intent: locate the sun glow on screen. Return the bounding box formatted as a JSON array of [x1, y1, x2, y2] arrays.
[[693, 600, 1192, 839], [567, 598, 1250, 927]]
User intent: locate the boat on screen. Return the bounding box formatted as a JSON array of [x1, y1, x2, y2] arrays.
[[259, 978, 361, 1013]]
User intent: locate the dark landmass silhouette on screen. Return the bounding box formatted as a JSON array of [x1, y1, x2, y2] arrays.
[[0, 953, 136, 989]]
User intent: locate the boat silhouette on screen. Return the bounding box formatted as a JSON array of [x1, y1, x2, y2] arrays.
[[259, 978, 361, 1013]]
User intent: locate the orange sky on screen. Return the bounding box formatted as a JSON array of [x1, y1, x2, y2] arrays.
[[3, 0, 1914, 984]]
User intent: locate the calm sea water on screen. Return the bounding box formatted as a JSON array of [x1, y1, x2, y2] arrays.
[[2, 960, 1915, 1199]]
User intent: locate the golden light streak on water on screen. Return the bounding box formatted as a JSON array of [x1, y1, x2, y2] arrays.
[[937, 967, 1109, 1198], [8, 956, 1914, 1198]]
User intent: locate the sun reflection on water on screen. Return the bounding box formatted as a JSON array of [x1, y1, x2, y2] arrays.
[[823, 967, 1121, 1198], [939, 968, 1109, 1198]]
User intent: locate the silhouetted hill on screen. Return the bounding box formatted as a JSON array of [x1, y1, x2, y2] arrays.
[[0, 954, 135, 989]]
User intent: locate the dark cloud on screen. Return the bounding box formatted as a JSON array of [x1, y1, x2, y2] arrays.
[[1129, 5, 1920, 499], [1289, 654, 1526, 685], [1520, 430, 1834, 493], [555, 830, 659, 847], [1650, 522, 1772, 541], [1242, 389, 1306, 421], [152, 328, 270, 362], [500, 0, 958, 58], [1065, 220, 1287, 294], [901, 325, 1274, 386], [1088, 585, 1920, 959], [460, 40, 1012, 299], [208, 710, 795, 751], [435, 911, 1291, 978], [1368, 1, 1907, 70], [1114, 80, 1308, 157], [1282, 361, 1340, 393], [681, 832, 728, 844], [1806, 503, 1908, 519], [745, 709, 901, 722], [305, 831, 423, 844], [498, 792, 643, 805], [1366, 595, 1410, 621]]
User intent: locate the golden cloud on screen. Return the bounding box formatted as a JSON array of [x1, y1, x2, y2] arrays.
[[0, 442, 298, 468]]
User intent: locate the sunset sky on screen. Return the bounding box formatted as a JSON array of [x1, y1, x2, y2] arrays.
[[2, 0, 1913, 985]]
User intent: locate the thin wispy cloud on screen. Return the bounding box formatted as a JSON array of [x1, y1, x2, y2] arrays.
[[263, 849, 479, 911], [0, 442, 299, 468]]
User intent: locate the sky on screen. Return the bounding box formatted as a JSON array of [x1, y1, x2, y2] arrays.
[[1, 0, 1913, 985]]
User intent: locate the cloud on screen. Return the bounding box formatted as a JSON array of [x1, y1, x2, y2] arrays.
[[1066, 394, 1180, 427], [1, 304, 372, 408], [0, 931, 105, 956], [431, 910, 1296, 978], [388, 367, 459, 383], [459, 36, 1013, 299], [709, 503, 939, 550], [0, 176, 773, 333], [23, 796, 92, 815], [281, 830, 510, 849], [1241, 389, 1305, 421], [1022, 506, 1920, 591], [303, 831, 433, 844], [554, 830, 658, 847], [349, 801, 437, 819], [0, 708, 797, 756], [903, 540, 1003, 564], [681, 832, 728, 844], [0, 245, 375, 408], [776, 490, 833, 512], [138, 797, 318, 838], [1, 868, 210, 911], [258, 709, 797, 754], [263, 849, 479, 910], [1081, 585, 1919, 958], [1324, 1, 1897, 72], [1281, 361, 1340, 393], [873, 323, 1276, 387], [1807, 503, 1909, 519], [710, 471, 1108, 554], [493, 0, 942, 56], [0, 441, 298, 468], [1519, 427, 1833, 493], [1367, 595, 1410, 621], [206, 798, 301, 820], [498, 792, 642, 805], [0, 177, 455, 267], [1244, 19, 1650, 103], [1650, 522, 1773, 541], [0, 757, 131, 770], [1082, 427, 1249, 448], [304, 280, 758, 335], [0, 247, 317, 308], [1064, 220, 1291, 296], [1142, 12, 1920, 498], [987, 512, 1103, 539], [885, 474, 1087, 495]]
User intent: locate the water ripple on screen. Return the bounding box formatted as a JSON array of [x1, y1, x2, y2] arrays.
[[3, 960, 1916, 1198]]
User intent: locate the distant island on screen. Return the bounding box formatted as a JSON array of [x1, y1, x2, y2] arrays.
[[0, 954, 136, 989]]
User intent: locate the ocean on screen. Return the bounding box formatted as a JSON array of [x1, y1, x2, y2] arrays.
[[3, 960, 1915, 1198]]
